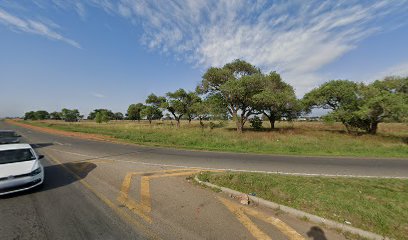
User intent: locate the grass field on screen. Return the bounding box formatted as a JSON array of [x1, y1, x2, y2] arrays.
[[18, 119, 408, 158], [198, 172, 408, 240]]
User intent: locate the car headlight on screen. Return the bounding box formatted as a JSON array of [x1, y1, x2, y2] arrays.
[[30, 167, 42, 176]]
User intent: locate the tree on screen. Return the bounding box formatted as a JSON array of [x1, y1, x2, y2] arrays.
[[191, 100, 208, 126], [61, 108, 82, 122], [253, 72, 300, 129], [95, 111, 110, 123], [146, 90, 195, 127], [50, 111, 62, 120], [198, 59, 262, 133], [24, 110, 50, 120], [185, 92, 202, 123], [164, 89, 188, 127], [140, 105, 163, 124], [34, 110, 50, 120], [302, 80, 359, 133], [191, 93, 228, 126], [353, 77, 408, 134], [113, 112, 124, 120], [127, 103, 144, 121], [88, 109, 114, 120], [303, 77, 408, 134], [24, 111, 37, 120], [95, 112, 103, 123]]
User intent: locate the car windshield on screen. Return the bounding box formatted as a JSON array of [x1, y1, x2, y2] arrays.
[[0, 149, 36, 164], [0, 132, 17, 137]]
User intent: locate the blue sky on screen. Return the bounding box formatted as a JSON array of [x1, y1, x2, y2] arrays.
[[1, 0, 408, 117]]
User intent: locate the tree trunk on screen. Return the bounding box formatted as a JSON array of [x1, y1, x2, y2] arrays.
[[269, 118, 275, 129], [368, 121, 378, 134], [342, 121, 351, 134], [148, 119, 152, 124], [176, 118, 180, 128], [236, 119, 243, 133], [237, 114, 245, 133], [232, 112, 243, 133], [199, 117, 204, 128]]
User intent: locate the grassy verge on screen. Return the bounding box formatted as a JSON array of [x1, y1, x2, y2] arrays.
[[15, 120, 408, 158], [197, 172, 408, 240]]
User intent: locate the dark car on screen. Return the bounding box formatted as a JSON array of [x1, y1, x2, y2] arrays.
[[0, 130, 21, 144]]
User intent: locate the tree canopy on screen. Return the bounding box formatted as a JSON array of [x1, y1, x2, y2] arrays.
[[140, 105, 163, 124], [127, 103, 144, 121], [303, 77, 408, 134], [88, 109, 114, 120], [198, 59, 262, 132], [61, 108, 82, 122], [253, 72, 301, 129]]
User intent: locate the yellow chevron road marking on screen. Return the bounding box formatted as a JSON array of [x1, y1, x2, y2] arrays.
[[218, 197, 305, 240], [117, 169, 202, 224]]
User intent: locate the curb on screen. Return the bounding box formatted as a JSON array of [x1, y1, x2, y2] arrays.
[[194, 175, 390, 240]]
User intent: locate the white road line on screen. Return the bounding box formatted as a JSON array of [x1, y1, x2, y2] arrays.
[[46, 148, 408, 179]]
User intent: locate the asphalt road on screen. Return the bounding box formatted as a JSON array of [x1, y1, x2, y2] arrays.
[[2, 121, 407, 178], [0, 149, 147, 239], [0, 121, 406, 240]]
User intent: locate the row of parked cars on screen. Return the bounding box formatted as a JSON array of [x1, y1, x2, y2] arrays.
[[0, 130, 45, 196]]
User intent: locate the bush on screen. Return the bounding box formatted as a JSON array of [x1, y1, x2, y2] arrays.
[[250, 116, 263, 130], [95, 111, 109, 123]]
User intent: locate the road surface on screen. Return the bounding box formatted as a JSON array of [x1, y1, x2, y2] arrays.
[[1, 121, 406, 239]]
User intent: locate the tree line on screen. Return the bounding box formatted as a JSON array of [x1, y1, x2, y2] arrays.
[[24, 60, 407, 134]]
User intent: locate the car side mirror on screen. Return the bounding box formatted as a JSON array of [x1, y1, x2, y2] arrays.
[[38, 155, 44, 159]]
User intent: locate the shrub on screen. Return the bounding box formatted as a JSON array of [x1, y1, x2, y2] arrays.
[[250, 116, 263, 130]]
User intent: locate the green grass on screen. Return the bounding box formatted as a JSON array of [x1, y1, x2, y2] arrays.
[[198, 172, 408, 240], [20, 120, 408, 158]]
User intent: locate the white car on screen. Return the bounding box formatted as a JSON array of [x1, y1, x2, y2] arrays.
[[0, 144, 44, 195]]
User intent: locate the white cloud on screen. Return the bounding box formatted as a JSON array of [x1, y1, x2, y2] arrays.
[[375, 62, 408, 80], [97, 0, 408, 94], [91, 92, 105, 98], [0, 7, 81, 48]]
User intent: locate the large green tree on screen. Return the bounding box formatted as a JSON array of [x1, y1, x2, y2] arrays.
[[184, 91, 202, 123], [303, 77, 408, 134], [253, 72, 300, 129], [88, 109, 114, 120], [302, 80, 359, 132], [354, 77, 408, 134], [127, 103, 144, 121], [146, 90, 199, 127], [49, 111, 62, 120], [164, 89, 189, 127], [24, 110, 49, 120], [61, 108, 82, 122], [34, 110, 50, 120], [198, 59, 262, 133], [140, 105, 163, 124], [24, 111, 37, 120], [113, 112, 124, 120]]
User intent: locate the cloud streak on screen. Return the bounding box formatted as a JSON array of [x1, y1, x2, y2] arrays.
[[0, 7, 80, 48], [100, 0, 408, 94], [91, 92, 105, 98], [376, 62, 408, 80]]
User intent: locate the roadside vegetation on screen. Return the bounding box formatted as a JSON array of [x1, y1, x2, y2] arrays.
[[19, 60, 407, 157], [197, 171, 408, 240], [18, 120, 408, 158]]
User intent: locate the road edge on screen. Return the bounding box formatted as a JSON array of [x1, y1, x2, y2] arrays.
[[194, 175, 390, 240], [5, 119, 408, 160]]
